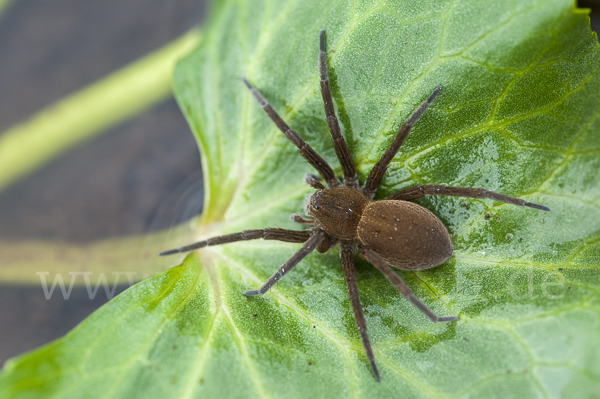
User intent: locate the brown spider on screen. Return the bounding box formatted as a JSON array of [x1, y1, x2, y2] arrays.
[[160, 30, 550, 381]]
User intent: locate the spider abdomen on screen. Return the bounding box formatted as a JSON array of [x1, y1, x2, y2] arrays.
[[357, 200, 453, 271]]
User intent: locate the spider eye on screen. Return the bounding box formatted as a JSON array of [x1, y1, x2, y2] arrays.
[[310, 190, 326, 210], [311, 199, 319, 210]]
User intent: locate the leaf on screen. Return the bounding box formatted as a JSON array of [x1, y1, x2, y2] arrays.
[[2, 0, 600, 397]]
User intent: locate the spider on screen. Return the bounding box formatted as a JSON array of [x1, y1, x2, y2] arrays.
[[160, 30, 550, 381]]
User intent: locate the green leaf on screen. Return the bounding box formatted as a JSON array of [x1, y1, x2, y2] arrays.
[[2, 0, 600, 397]]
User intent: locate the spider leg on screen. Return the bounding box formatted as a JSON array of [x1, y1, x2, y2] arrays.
[[340, 242, 380, 381], [158, 228, 312, 256], [359, 246, 458, 323], [242, 78, 341, 188], [386, 184, 550, 212], [362, 86, 442, 199], [243, 230, 326, 296], [319, 30, 358, 189]]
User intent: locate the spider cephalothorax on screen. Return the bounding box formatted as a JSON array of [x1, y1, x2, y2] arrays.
[[160, 30, 549, 381]]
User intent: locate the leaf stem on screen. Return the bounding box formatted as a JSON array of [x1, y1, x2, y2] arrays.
[[0, 28, 202, 193]]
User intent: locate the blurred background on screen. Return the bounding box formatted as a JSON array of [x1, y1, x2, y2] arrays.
[[0, 0, 598, 366], [0, 0, 207, 364]]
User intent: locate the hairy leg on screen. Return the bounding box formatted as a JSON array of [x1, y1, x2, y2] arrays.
[[243, 78, 340, 188], [363, 86, 442, 198], [159, 228, 312, 256], [387, 184, 550, 212], [359, 246, 457, 323], [319, 30, 358, 189], [243, 230, 326, 296], [341, 242, 380, 381]]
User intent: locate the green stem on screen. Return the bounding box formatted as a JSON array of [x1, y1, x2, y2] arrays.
[[0, 223, 197, 285], [0, 28, 202, 193]]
